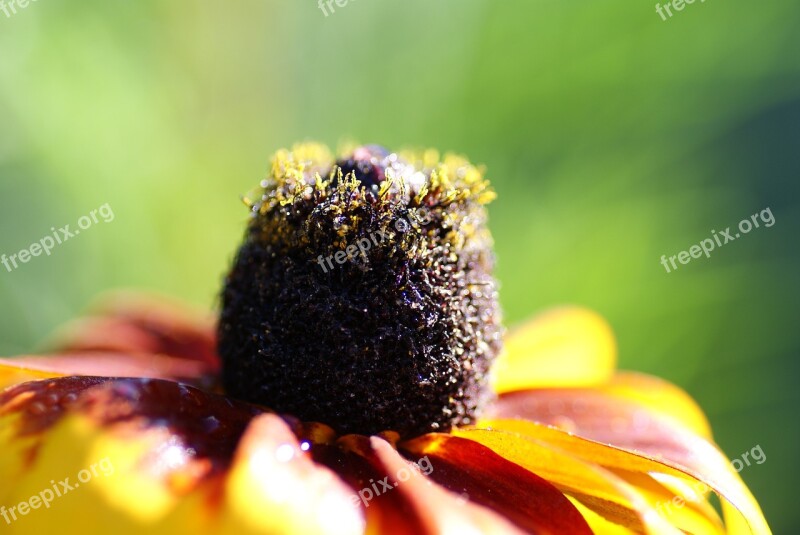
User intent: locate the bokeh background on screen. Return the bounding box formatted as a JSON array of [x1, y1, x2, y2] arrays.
[[1, 0, 798, 530]]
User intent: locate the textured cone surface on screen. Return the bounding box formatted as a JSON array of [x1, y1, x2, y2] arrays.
[[219, 143, 502, 437]]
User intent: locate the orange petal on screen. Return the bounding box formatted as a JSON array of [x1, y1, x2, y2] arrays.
[[400, 433, 593, 534], [486, 386, 710, 458], [486, 387, 714, 505], [310, 436, 431, 534], [450, 426, 684, 534], [332, 434, 527, 534], [48, 291, 219, 372], [599, 372, 712, 439], [491, 307, 617, 392], [0, 353, 212, 387], [220, 414, 363, 535], [477, 418, 771, 535]]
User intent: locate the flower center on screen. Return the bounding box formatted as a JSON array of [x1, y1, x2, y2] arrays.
[[333, 144, 389, 190], [218, 143, 502, 438]]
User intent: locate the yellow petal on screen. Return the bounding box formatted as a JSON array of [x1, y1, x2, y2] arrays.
[[491, 307, 617, 392], [0, 410, 182, 534], [567, 497, 640, 535], [450, 426, 683, 534], [477, 419, 771, 535], [0, 361, 62, 391], [398, 433, 593, 534], [0, 378, 361, 535], [612, 468, 724, 534]]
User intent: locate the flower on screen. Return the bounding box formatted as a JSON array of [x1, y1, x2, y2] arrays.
[[0, 144, 771, 534]]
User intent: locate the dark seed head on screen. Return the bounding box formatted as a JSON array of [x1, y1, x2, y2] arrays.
[[332, 144, 390, 190], [218, 143, 502, 438]]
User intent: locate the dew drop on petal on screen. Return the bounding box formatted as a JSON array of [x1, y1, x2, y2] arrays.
[[552, 416, 577, 433]]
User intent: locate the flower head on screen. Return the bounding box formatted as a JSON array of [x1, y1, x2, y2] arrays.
[[0, 143, 772, 534]]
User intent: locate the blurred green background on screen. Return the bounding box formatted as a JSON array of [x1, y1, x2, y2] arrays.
[[1, 0, 798, 530]]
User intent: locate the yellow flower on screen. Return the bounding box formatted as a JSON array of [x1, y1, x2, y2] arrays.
[[0, 293, 771, 534]]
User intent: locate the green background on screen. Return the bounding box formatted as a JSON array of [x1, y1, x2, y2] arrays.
[[1, 0, 798, 531]]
